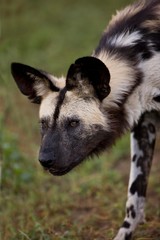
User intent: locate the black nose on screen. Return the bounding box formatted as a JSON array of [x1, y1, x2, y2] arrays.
[[39, 158, 53, 168]]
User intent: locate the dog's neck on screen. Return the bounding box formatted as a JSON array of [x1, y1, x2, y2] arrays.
[[95, 51, 142, 129]]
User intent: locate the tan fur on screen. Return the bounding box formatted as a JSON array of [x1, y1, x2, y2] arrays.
[[125, 53, 160, 126], [104, 0, 160, 42], [69, 73, 95, 97], [49, 75, 65, 89], [39, 92, 58, 119], [39, 90, 108, 131], [105, 0, 149, 33], [58, 91, 108, 130], [95, 51, 137, 108], [34, 75, 65, 97], [141, 6, 160, 31], [94, 51, 160, 128], [34, 80, 51, 97], [26, 73, 50, 97], [141, 19, 160, 32]]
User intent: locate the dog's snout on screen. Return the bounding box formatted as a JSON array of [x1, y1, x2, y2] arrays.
[[39, 158, 53, 168]]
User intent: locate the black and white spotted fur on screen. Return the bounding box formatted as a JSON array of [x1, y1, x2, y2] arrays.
[[11, 0, 160, 239]]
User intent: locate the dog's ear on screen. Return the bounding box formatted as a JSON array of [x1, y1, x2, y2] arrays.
[[66, 56, 110, 101], [11, 63, 64, 104]]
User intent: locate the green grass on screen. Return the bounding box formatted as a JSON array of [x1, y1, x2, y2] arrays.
[[1, 0, 160, 239]]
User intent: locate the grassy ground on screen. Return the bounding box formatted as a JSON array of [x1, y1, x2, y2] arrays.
[[1, 0, 160, 239]]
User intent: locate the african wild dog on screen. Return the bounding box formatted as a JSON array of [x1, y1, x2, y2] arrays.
[[11, 0, 160, 239]]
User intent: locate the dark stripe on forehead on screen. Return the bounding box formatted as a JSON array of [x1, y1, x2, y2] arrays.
[[53, 87, 67, 123]]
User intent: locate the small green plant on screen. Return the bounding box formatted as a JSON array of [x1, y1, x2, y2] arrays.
[[0, 113, 34, 192]]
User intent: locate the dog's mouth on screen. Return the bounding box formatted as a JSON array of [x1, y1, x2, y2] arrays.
[[45, 161, 80, 176], [43, 146, 103, 176]]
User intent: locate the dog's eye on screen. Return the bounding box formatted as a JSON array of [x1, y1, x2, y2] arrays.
[[69, 120, 79, 128], [39, 119, 49, 134], [41, 119, 47, 128]]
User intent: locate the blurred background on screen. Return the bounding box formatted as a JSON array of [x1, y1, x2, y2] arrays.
[[1, 0, 160, 239]]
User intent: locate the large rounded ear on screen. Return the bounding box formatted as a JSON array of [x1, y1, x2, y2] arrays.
[[11, 63, 62, 104], [66, 56, 110, 101]]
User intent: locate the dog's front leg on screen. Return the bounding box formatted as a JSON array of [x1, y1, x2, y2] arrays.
[[113, 112, 156, 240]]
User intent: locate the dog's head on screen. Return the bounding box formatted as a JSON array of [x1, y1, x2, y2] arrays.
[[11, 56, 112, 175]]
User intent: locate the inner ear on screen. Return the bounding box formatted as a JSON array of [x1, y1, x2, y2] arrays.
[[66, 56, 110, 101], [11, 63, 60, 104]]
